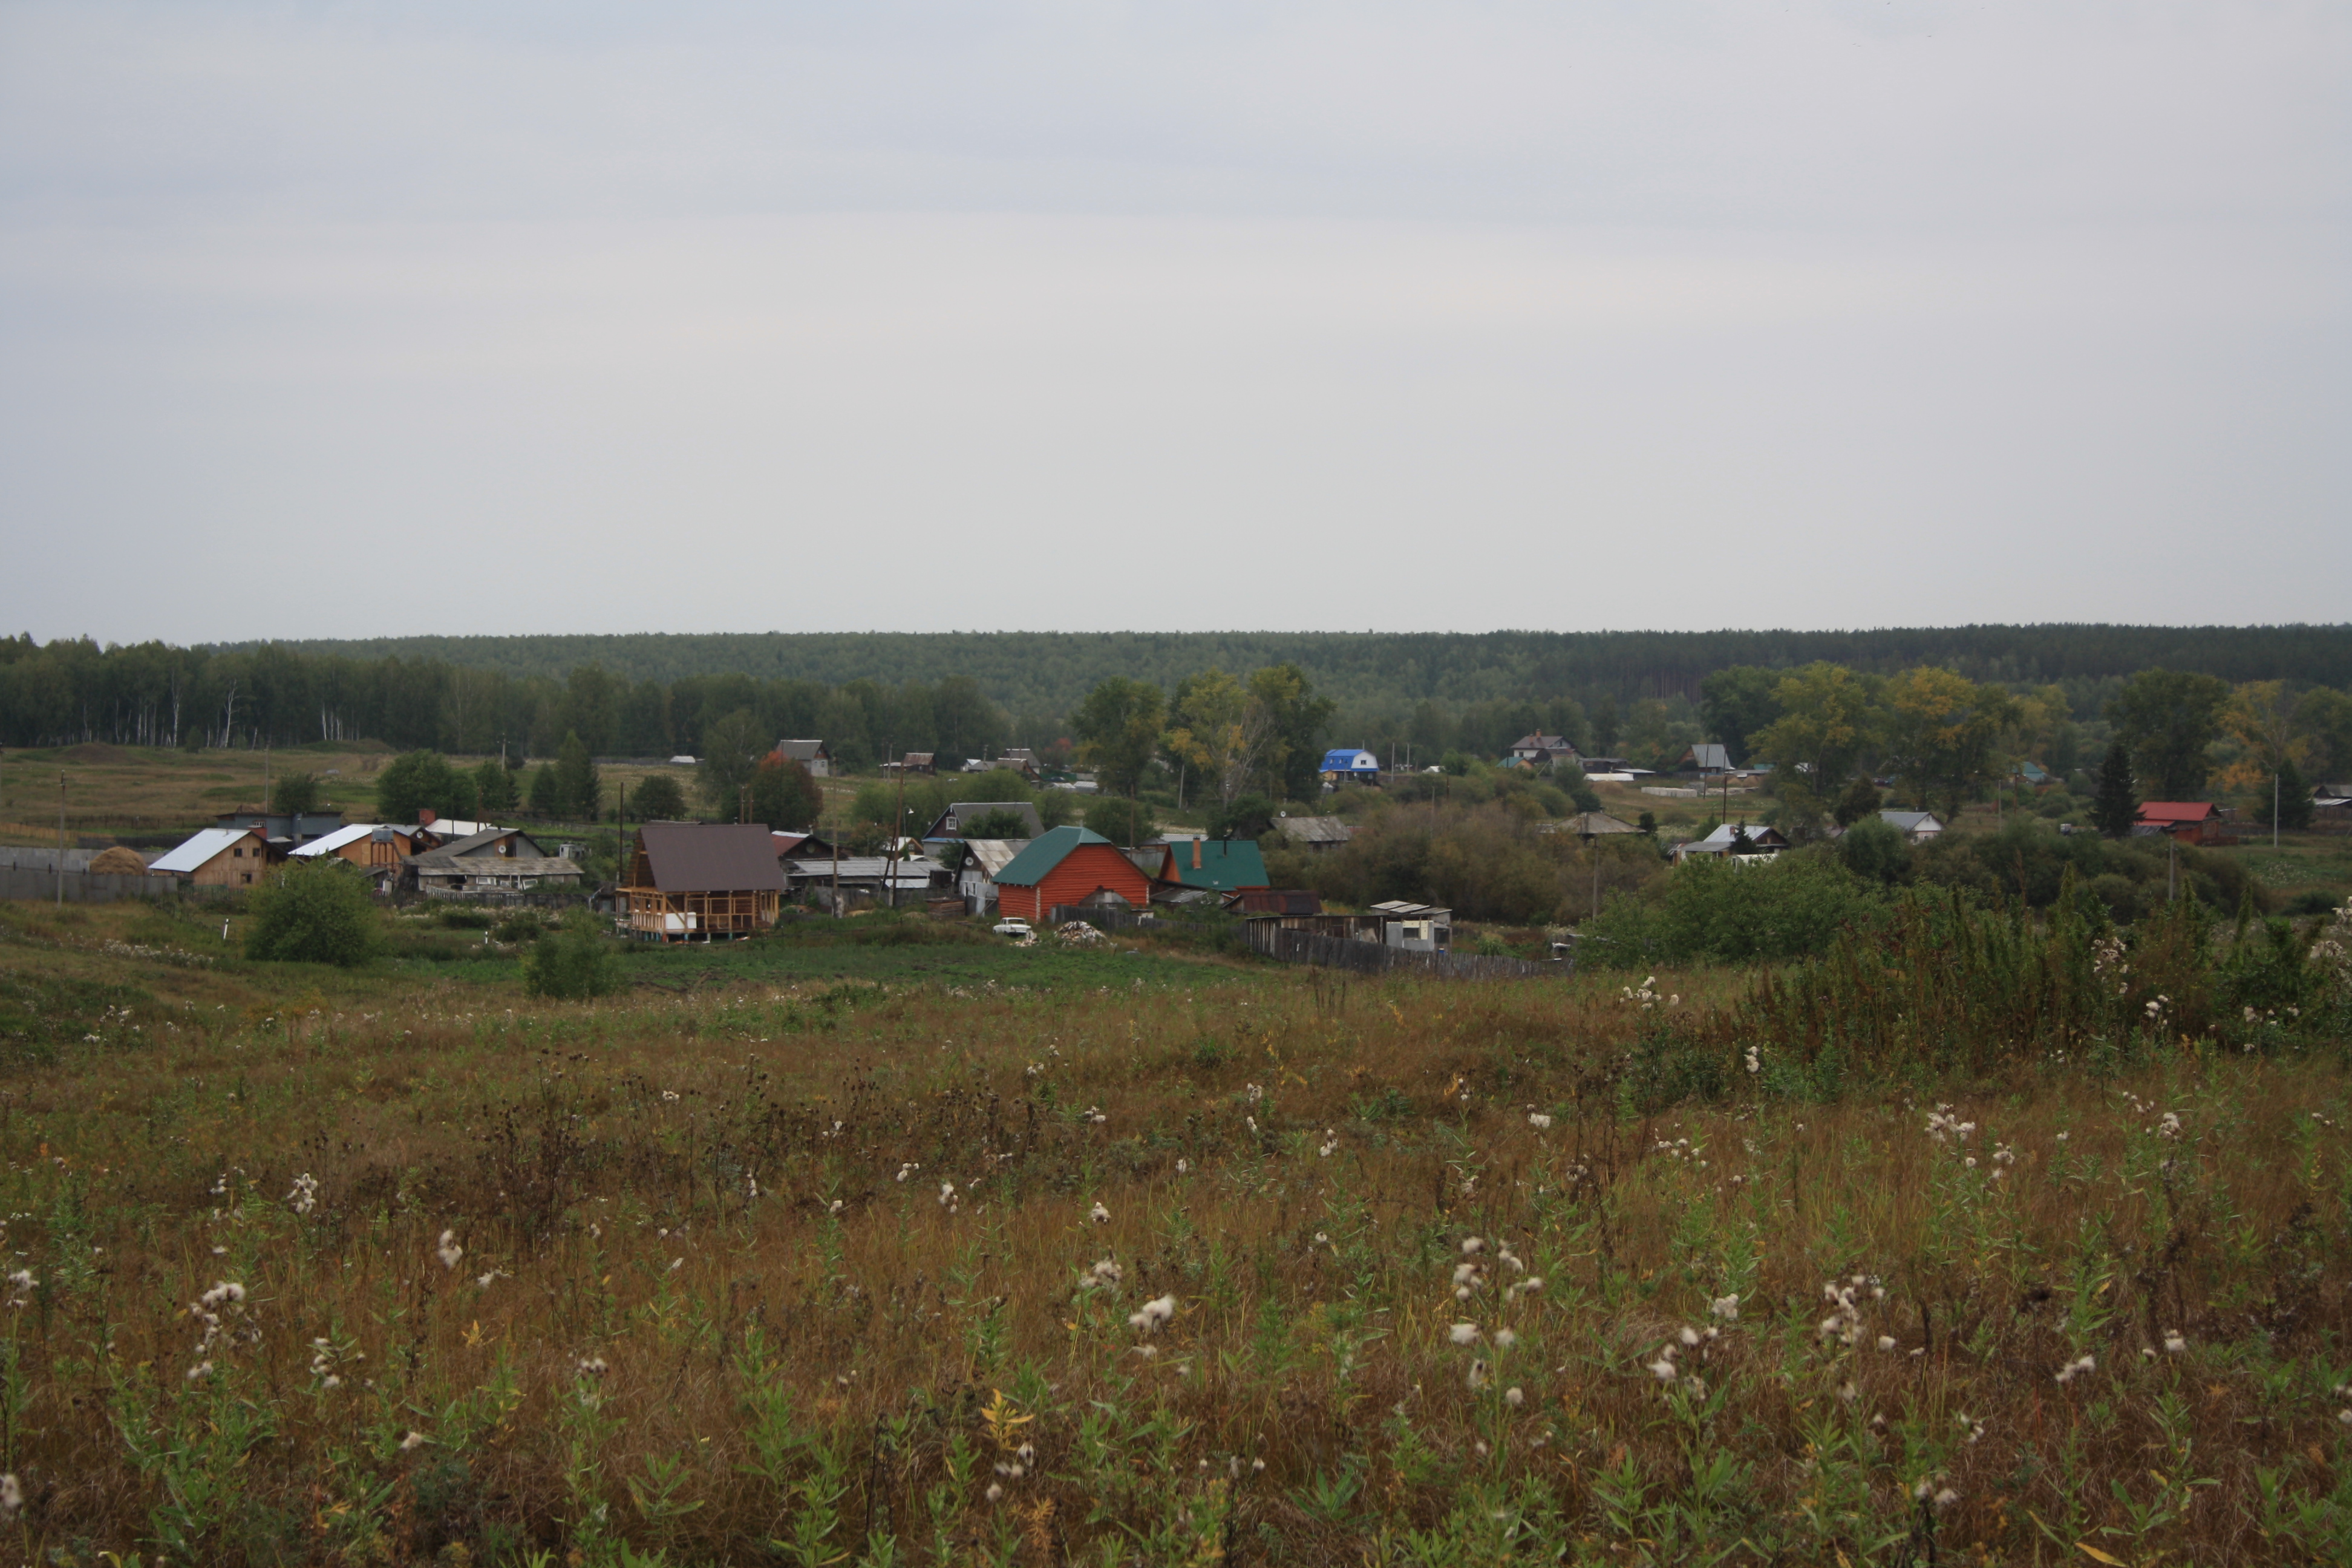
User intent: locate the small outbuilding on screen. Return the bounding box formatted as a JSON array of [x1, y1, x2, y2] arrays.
[[151, 826, 272, 886], [990, 825, 1152, 923]]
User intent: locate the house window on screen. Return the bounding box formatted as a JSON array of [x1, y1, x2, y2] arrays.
[[240, 872, 252, 884]]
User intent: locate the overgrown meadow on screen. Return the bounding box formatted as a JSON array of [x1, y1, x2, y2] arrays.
[[0, 893, 2348, 1566]]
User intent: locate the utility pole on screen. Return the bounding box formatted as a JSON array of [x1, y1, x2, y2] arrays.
[[2274, 769, 2281, 850], [57, 771, 67, 907], [889, 740, 907, 909]]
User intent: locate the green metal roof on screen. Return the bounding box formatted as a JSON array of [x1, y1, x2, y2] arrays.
[[991, 825, 1117, 887], [1160, 837, 1269, 892]]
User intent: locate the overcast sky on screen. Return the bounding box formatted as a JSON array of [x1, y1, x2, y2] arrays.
[[2, 2, 2345, 646]]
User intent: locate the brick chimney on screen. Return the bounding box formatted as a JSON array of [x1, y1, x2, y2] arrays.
[[1191, 838, 1201, 870], [419, 808, 437, 827]]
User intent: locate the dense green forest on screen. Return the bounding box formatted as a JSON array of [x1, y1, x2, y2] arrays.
[[217, 625, 2352, 713], [3, 626, 2349, 776]]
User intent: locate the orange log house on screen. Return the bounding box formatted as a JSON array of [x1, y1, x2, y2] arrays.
[[990, 825, 1150, 923]]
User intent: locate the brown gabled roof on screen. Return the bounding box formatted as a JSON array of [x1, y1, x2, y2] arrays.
[[633, 823, 788, 893]]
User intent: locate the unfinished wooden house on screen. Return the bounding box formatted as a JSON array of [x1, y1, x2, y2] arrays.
[[620, 822, 786, 942]]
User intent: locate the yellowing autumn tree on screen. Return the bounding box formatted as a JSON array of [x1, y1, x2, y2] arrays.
[[1880, 667, 2014, 815]]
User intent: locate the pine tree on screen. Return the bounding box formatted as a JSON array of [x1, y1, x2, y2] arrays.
[[2091, 740, 2138, 838], [528, 762, 565, 820], [554, 731, 601, 823]]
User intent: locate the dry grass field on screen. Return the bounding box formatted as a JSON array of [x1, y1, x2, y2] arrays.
[[0, 892, 2344, 1565]]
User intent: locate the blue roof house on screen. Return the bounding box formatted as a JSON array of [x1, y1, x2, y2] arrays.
[[1320, 748, 1381, 785]]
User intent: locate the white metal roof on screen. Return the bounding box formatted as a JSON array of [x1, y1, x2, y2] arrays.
[[289, 823, 378, 858], [149, 827, 255, 874]]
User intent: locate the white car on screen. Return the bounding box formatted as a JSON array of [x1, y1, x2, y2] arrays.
[[992, 918, 1033, 938]]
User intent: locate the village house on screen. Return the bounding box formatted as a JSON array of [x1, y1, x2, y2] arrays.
[[2135, 802, 2235, 845], [993, 748, 1044, 782], [1676, 744, 1734, 776], [990, 825, 1151, 923], [287, 823, 417, 869], [1672, 822, 1792, 863], [408, 828, 583, 899], [1274, 814, 1352, 852], [149, 826, 272, 887], [923, 801, 1045, 841], [955, 838, 1031, 913], [214, 808, 345, 851], [1505, 734, 1583, 771], [774, 739, 832, 777], [621, 822, 787, 941], [1152, 836, 1270, 896], [1319, 748, 1382, 786], [1878, 810, 1945, 844]]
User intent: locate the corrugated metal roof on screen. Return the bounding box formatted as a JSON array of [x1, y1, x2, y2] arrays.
[[960, 838, 1031, 878], [993, 825, 1116, 887], [1560, 812, 1641, 835], [150, 827, 257, 874], [775, 740, 829, 762], [1320, 749, 1380, 773], [1157, 838, 1270, 892], [634, 823, 788, 893], [415, 857, 582, 881], [1276, 815, 1352, 845], [783, 858, 935, 886], [289, 823, 377, 858], [2137, 802, 2220, 823]]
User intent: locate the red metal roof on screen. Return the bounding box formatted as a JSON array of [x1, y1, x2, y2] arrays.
[[2136, 802, 2221, 823]]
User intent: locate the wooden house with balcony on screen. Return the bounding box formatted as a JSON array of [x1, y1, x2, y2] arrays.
[[619, 822, 786, 942]]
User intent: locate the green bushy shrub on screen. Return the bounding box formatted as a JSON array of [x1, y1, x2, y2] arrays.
[[521, 918, 622, 999], [243, 861, 382, 967], [1581, 849, 1882, 969]]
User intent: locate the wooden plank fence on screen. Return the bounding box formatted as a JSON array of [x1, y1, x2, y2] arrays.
[[0, 869, 235, 905], [1244, 922, 1567, 981]]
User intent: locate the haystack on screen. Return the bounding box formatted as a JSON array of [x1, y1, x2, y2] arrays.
[[88, 846, 150, 875]]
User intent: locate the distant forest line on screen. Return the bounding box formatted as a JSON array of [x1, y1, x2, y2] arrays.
[[3, 624, 2348, 774], [221, 626, 2352, 712]]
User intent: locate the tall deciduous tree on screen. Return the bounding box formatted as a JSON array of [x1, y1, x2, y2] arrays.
[[2108, 668, 2229, 800], [1697, 666, 1783, 767], [629, 773, 688, 820], [1751, 662, 1875, 789], [696, 710, 768, 814], [1880, 667, 2014, 816], [748, 755, 823, 831], [1070, 677, 1165, 796], [376, 750, 476, 823], [2091, 740, 2138, 838]]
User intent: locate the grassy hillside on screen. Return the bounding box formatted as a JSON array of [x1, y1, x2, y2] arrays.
[[0, 895, 2344, 1563]]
